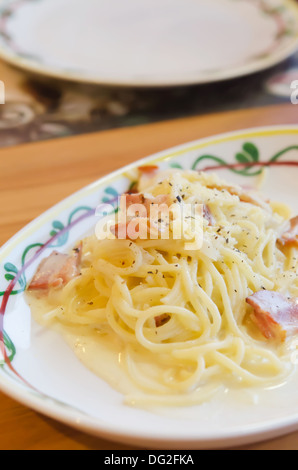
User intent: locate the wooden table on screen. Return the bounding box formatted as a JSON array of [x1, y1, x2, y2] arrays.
[[0, 104, 298, 450]]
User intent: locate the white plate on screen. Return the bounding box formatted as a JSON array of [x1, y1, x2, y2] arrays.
[[0, 126, 298, 449], [0, 0, 298, 87]]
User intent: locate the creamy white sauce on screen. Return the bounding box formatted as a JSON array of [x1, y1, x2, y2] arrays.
[[26, 291, 298, 417], [27, 292, 141, 397]]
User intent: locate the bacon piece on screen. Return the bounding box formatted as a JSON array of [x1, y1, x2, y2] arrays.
[[117, 193, 170, 229], [278, 216, 298, 248], [111, 192, 171, 240], [125, 167, 159, 195], [123, 193, 170, 211], [110, 221, 149, 240], [154, 314, 171, 327], [28, 243, 82, 290], [124, 193, 145, 207], [246, 290, 298, 341], [238, 191, 270, 209], [203, 204, 215, 226], [207, 183, 269, 209]]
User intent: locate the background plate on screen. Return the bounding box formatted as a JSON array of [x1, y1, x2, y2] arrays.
[[0, 0, 298, 86]]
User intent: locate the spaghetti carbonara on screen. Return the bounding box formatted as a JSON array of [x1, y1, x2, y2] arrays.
[[27, 168, 298, 406]]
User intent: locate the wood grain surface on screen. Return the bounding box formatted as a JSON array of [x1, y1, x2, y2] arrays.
[[0, 103, 298, 450]]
